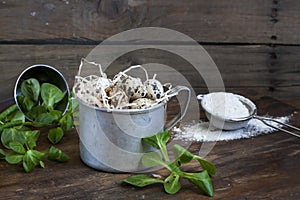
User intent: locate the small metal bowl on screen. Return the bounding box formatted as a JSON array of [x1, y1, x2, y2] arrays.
[[14, 64, 70, 121], [197, 92, 257, 130], [197, 92, 300, 137]]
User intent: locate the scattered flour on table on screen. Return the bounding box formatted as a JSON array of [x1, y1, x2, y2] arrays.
[[173, 115, 291, 142]]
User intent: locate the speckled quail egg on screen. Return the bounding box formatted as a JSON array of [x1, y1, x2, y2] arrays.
[[130, 98, 156, 109], [105, 86, 129, 108], [117, 76, 147, 101], [92, 77, 111, 99], [144, 79, 164, 100], [96, 77, 111, 89]]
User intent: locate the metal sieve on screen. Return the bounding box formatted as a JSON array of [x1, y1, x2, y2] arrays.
[[197, 92, 300, 138]]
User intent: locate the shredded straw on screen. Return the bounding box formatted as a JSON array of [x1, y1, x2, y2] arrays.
[[73, 58, 178, 110]]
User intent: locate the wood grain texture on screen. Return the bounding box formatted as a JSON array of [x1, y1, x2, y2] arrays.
[[0, 97, 299, 199], [0, 0, 300, 44], [0, 44, 299, 103]]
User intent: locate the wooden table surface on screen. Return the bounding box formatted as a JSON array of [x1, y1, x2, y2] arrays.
[[0, 96, 299, 200]]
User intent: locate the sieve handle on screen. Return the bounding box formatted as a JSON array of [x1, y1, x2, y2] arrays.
[[254, 115, 300, 138], [164, 86, 191, 130]]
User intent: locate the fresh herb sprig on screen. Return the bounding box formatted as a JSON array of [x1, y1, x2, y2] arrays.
[[123, 130, 216, 197], [0, 78, 76, 172]]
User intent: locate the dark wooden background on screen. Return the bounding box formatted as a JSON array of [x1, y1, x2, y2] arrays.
[[0, 0, 299, 107]]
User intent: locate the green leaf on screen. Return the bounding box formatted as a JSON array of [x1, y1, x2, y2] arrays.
[[41, 83, 66, 110], [143, 130, 171, 161], [24, 121, 45, 128], [141, 151, 165, 168], [48, 146, 70, 162], [15, 125, 31, 131], [23, 130, 40, 144], [181, 171, 214, 197], [1, 128, 26, 149], [25, 138, 37, 150], [172, 144, 216, 175], [0, 149, 6, 159], [1, 128, 40, 150], [10, 111, 25, 122], [39, 160, 45, 168], [164, 173, 181, 194], [48, 127, 64, 144], [0, 120, 24, 131], [173, 144, 193, 166], [193, 155, 217, 176], [143, 130, 170, 150], [70, 96, 79, 113], [6, 152, 24, 164], [59, 113, 73, 131], [167, 162, 183, 175], [33, 110, 61, 125], [0, 104, 18, 122], [8, 141, 26, 154], [50, 110, 63, 122], [21, 78, 40, 102], [17, 96, 36, 112], [123, 174, 164, 187], [25, 105, 47, 121], [23, 149, 45, 173], [35, 112, 56, 125], [3, 108, 24, 123]]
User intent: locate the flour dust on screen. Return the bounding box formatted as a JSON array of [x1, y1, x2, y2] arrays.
[[173, 115, 293, 142]]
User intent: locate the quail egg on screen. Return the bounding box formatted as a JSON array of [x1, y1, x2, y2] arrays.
[[144, 79, 164, 100], [105, 86, 129, 108], [117, 76, 147, 100]]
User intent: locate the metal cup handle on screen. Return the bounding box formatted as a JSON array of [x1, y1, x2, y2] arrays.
[[164, 85, 191, 130]]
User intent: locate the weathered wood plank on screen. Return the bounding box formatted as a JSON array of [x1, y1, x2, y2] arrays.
[[0, 44, 89, 101], [274, 0, 300, 44], [0, 44, 299, 103], [0, 0, 300, 44]]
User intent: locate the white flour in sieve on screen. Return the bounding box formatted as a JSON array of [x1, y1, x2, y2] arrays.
[[202, 92, 250, 119], [173, 115, 292, 142]]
